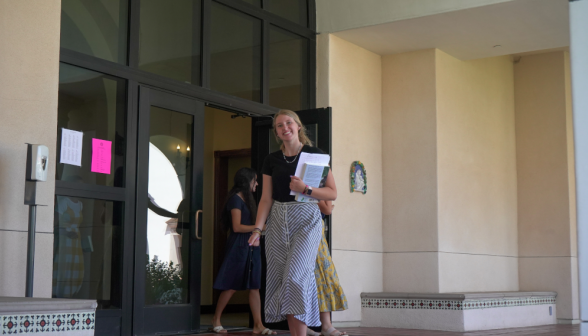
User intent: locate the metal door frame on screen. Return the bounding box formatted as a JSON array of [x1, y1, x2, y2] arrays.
[[132, 86, 205, 335]]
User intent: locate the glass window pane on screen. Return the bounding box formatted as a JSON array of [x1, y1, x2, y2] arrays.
[[145, 107, 193, 305], [61, 0, 128, 64], [269, 26, 308, 110], [53, 196, 124, 309], [242, 0, 260, 6], [265, 0, 308, 27], [57, 64, 126, 187], [211, 3, 262, 102], [138, 0, 202, 85]]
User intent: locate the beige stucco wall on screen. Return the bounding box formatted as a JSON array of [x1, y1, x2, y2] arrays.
[[381, 49, 440, 293], [320, 38, 579, 322], [380, 49, 519, 294], [436, 51, 519, 292], [0, 0, 61, 297], [318, 34, 384, 324], [514, 51, 579, 321]]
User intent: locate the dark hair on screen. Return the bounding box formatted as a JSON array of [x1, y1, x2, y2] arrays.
[[221, 167, 258, 231]]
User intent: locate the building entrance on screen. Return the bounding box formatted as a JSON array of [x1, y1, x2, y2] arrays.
[[52, 84, 328, 335], [53, 3, 317, 332], [199, 106, 254, 332]]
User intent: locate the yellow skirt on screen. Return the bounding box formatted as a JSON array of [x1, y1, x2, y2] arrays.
[[314, 223, 348, 313]]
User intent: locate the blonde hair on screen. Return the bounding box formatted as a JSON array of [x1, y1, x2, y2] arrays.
[[272, 109, 313, 151]]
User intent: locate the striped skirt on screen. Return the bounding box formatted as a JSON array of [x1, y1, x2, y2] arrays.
[[265, 201, 322, 326]]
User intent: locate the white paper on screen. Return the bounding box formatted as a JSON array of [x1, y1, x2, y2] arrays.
[[295, 163, 329, 203], [290, 152, 330, 195], [60, 128, 83, 166], [301, 163, 326, 188]]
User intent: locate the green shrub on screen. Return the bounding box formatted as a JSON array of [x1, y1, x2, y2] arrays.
[[145, 256, 185, 304]]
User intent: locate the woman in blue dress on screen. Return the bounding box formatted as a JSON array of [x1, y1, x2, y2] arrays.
[[211, 168, 276, 335]]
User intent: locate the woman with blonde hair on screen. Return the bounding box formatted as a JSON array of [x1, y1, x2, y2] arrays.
[[248, 110, 337, 336]]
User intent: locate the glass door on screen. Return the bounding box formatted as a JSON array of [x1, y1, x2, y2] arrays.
[[133, 87, 204, 335]]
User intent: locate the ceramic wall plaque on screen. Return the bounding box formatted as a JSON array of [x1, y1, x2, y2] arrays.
[[350, 161, 367, 194]]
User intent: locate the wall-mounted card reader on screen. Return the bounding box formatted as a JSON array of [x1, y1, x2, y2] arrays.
[[26, 144, 49, 182]]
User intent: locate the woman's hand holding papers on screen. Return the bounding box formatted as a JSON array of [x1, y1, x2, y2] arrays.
[[289, 175, 306, 193]]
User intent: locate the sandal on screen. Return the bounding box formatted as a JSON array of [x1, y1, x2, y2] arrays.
[[208, 325, 227, 334], [253, 328, 277, 335], [321, 327, 347, 336], [306, 328, 320, 335]]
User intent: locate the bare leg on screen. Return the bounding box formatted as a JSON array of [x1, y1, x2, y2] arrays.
[[287, 314, 307, 336], [249, 289, 276, 334], [249, 289, 263, 329], [319, 312, 346, 335], [212, 289, 236, 333], [320, 312, 332, 331]]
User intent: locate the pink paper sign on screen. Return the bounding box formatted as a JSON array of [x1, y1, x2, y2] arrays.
[[91, 138, 112, 174]]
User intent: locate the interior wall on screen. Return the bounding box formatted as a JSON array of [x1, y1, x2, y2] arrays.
[[515, 51, 579, 321], [0, 0, 61, 297], [201, 107, 252, 306], [436, 51, 519, 292], [381, 49, 440, 293], [319, 34, 383, 324]]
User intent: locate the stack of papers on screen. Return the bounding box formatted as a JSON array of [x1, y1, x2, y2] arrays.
[[291, 152, 330, 202]]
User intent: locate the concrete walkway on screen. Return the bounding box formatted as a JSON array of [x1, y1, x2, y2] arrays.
[[196, 324, 578, 335]]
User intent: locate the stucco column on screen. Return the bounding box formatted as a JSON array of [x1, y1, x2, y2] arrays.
[[570, 0, 588, 333], [0, 0, 60, 297]]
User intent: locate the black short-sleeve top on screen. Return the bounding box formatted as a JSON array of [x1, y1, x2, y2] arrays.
[[226, 194, 251, 229], [261, 145, 325, 202]]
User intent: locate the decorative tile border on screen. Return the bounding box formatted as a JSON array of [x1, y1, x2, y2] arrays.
[[1, 312, 95, 334], [362, 296, 556, 311]]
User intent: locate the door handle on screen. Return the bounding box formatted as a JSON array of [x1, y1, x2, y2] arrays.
[[195, 210, 202, 240]]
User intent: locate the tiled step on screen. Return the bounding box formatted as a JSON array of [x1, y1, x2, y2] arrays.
[[0, 297, 96, 335], [361, 291, 557, 332]]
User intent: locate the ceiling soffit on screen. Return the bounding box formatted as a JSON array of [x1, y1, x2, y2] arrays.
[[329, 0, 569, 60]]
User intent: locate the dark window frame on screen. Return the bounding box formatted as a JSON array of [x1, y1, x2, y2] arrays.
[[56, 64, 128, 189], [61, 0, 316, 115], [268, 23, 311, 110], [56, 0, 316, 334], [134, 0, 203, 86], [60, 0, 130, 64], [52, 195, 126, 310], [209, 1, 263, 103], [54, 76, 138, 336]]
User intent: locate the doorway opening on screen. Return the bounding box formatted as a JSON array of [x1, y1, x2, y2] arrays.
[[200, 106, 254, 332]]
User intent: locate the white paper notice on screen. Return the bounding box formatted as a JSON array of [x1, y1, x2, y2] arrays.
[[60, 128, 83, 166], [290, 152, 330, 195]]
